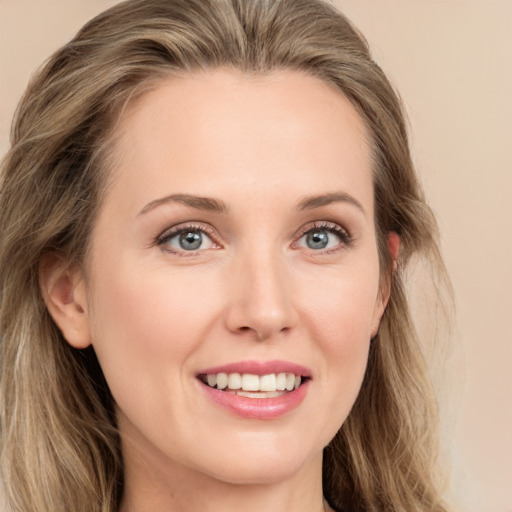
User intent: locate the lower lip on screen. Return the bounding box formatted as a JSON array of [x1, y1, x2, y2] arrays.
[[199, 380, 310, 420]]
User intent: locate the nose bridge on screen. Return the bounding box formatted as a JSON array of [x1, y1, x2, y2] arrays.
[[225, 238, 297, 340]]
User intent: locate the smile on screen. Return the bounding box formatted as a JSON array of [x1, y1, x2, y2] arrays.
[[198, 372, 304, 398], [196, 361, 311, 419]]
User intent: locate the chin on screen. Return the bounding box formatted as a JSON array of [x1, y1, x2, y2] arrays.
[[205, 458, 309, 486], [191, 435, 323, 486]]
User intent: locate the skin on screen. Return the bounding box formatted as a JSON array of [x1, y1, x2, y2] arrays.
[[43, 69, 396, 512]]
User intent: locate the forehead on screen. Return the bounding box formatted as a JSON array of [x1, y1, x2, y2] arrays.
[[106, 69, 374, 214]]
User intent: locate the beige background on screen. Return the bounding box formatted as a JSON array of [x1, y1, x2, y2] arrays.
[[0, 1, 511, 511]]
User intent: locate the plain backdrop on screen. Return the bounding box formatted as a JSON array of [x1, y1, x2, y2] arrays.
[[1, 1, 511, 511]]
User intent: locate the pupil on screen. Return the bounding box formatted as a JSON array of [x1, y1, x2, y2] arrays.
[[179, 231, 202, 250], [307, 230, 328, 249]]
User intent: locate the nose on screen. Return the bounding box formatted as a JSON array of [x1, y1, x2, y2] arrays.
[[224, 248, 298, 341]]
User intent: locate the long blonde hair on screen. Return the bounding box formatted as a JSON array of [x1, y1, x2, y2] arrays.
[[0, 1, 451, 511]]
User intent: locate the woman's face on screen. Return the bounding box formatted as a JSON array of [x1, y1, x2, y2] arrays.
[[80, 70, 388, 486]]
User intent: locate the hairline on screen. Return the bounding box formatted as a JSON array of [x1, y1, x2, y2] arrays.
[[83, 66, 383, 276]]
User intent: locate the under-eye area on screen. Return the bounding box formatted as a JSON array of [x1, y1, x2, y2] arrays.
[[197, 372, 311, 398]]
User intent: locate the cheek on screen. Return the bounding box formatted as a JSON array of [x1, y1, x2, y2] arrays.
[[316, 295, 374, 392], [86, 259, 221, 405], [302, 262, 380, 348], [297, 259, 380, 412]]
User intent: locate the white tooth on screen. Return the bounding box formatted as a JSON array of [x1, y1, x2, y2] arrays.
[[260, 374, 277, 392], [228, 373, 242, 390], [216, 373, 228, 390], [206, 374, 217, 387], [276, 372, 287, 391], [294, 376, 301, 390], [241, 373, 260, 391], [285, 373, 295, 391]]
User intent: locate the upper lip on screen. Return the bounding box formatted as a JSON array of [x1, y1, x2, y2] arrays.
[[197, 360, 311, 377]]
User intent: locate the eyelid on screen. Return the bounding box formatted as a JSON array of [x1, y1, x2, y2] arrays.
[[155, 220, 352, 255], [292, 220, 353, 250], [156, 222, 222, 254]]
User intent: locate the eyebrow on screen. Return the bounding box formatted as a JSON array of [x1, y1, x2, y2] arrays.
[[297, 192, 366, 215], [138, 194, 229, 216], [138, 191, 365, 217]]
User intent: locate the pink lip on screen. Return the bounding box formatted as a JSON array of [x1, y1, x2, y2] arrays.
[[197, 360, 311, 377], [198, 379, 310, 420], [196, 360, 311, 420]]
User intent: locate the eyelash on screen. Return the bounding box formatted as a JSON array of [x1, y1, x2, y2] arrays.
[[157, 223, 218, 255], [156, 220, 353, 255], [295, 221, 353, 253]]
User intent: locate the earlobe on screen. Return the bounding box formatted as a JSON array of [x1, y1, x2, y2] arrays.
[[39, 254, 91, 349]]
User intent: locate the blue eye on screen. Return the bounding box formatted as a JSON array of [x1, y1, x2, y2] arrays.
[[161, 228, 215, 252], [297, 224, 351, 251], [305, 230, 330, 249]]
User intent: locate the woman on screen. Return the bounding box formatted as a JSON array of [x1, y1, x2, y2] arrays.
[[0, 0, 451, 511]]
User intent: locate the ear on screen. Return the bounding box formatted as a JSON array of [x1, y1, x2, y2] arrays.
[[387, 231, 400, 272], [39, 253, 91, 349], [371, 232, 400, 337]]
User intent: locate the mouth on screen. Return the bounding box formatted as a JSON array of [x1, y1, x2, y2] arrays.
[[197, 372, 310, 399], [195, 361, 311, 418]]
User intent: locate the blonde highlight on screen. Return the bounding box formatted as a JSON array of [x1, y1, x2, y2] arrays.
[[0, 1, 452, 511]]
